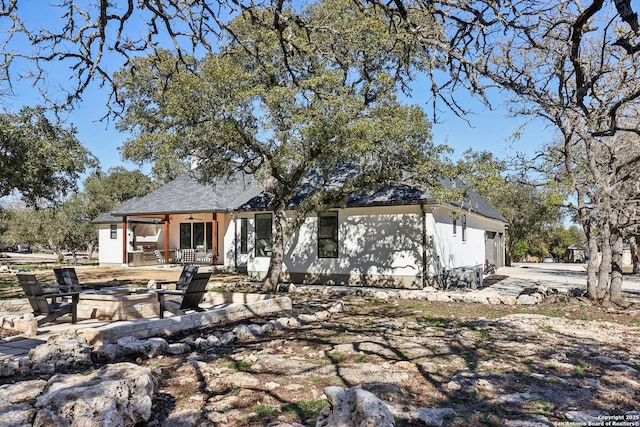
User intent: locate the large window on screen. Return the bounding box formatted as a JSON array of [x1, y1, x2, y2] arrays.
[[318, 211, 338, 258], [240, 218, 249, 254], [180, 222, 214, 250], [255, 213, 273, 257]]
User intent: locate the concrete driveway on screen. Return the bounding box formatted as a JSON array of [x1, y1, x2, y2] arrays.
[[491, 262, 640, 296]]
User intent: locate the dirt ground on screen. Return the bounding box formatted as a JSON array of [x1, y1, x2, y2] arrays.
[[3, 267, 640, 426]]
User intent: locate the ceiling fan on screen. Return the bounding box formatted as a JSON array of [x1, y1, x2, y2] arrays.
[[186, 214, 204, 221]]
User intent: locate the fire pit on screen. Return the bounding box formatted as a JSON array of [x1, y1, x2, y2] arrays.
[[77, 288, 159, 321]]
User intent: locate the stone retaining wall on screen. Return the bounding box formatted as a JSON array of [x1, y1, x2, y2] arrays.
[[82, 294, 292, 346]]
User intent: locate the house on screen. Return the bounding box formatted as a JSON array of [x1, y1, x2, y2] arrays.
[[94, 170, 507, 289]]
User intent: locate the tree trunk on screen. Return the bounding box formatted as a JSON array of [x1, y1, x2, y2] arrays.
[[586, 228, 599, 300], [629, 235, 640, 274], [609, 230, 625, 305], [86, 242, 95, 262], [48, 238, 65, 263], [597, 223, 611, 302], [262, 204, 287, 293]]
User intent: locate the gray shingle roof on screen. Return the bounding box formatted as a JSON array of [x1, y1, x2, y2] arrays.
[[98, 167, 506, 224], [241, 170, 508, 223], [108, 170, 264, 216]]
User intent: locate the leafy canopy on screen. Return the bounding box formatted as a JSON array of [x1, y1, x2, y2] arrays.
[[0, 107, 95, 205], [116, 0, 447, 200]]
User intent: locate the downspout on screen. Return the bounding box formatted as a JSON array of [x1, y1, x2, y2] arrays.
[[420, 204, 427, 289], [233, 213, 238, 272], [122, 216, 128, 265]]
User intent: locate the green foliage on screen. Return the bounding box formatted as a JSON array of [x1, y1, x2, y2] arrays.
[[83, 167, 157, 220], [512, 241, 530, 261], [457, 149, 568, 262], [0, 167, 156, 256], [282, 398, 328, 422], [0, 107, 96, 205], [252, 404, 278, 416], [546, 225, 585, 262]]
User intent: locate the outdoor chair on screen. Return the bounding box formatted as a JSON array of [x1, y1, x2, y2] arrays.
[[156, 270, 212, 319], [181, 248, 196, 265], [53, 268, 82, 292], [197, 251, 213, 265], [154, 249, 164, 264], [153, 265, 199, 290], [17, 273, 79, 326], [154, 249, 173, 265], [54, 267, 113, 291]]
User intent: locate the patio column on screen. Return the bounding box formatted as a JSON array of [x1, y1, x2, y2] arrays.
[[212, 212, 218, 264], [122, 216, 128, 265], [164, 215, 170, 264]]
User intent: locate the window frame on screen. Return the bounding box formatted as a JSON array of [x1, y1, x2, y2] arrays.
[[180, 221, 213, 250], [254, 213, 273, 257], [110, 224, 117, 239], [240, 218, 249, 254], [317, 211, 339, 259]]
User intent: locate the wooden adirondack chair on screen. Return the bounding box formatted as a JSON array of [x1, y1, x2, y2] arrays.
[[153, 265, 199, 290], [54, 267, 114, 290], [53, 268, 82, 292], [17, 273, 79, 326], [156, 270, 212, 319]]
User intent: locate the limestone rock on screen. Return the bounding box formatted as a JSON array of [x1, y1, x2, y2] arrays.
[[29, 330, 92, 368], [316, 386, 394, 427], [386, 402, 455, 427], [220, 331, 236, 345], [233, 324, 255, 341], [33, 362, 156, 427], [0, 402, 37, 427], [166, 342, 191, 355], [0, 379, 48, 426], [0, 379, 48, 405]]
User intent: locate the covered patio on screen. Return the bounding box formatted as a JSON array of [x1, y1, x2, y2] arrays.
[[93, 170, 264, 268]]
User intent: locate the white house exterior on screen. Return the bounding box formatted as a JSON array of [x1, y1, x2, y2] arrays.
[[94, 170, 506, 289]]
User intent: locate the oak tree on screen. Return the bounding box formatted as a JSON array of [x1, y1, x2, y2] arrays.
[[114, 0, 447, 290]]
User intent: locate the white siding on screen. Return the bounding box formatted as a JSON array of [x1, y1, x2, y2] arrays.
[[430, 206, 488, 271], [228, 204, 505, 285], [285, 205, 424, 278], [98, 224, 124, 265]]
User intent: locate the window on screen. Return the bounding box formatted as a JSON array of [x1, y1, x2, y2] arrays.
[[193, 222, 205, 250], [180, 223, 191, 249], [180, 222, 214, 250], [110, 224, 117, 239], [255, 213, 273, 257], [318, 211, 338, 258], [453, 218, 457, 235], [240, 218, 249, 254], [461, 215, 467, 242]]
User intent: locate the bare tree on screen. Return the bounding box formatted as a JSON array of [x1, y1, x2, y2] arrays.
[[380, 0, 640, 304]]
